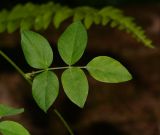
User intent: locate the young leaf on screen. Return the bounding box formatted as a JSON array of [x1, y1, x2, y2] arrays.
[[0, 10, 8, 33], [6, 4, 22, 33], [32, 71, 59, 112], [20, 18, 33, 30], [21, 30, 53, 69], [0, 121, 30, 135], [87, 56, 132, 83], [73, 9, 85, 21], [34, 15, 44, 30], [84, 13, 93, 29], [0, 104, 24, 117], [93, 14, 101, 25], [101, 17, 110, 26], [58, 21, 87, 65], [53, 7, 73, 28], [7, 21, 20, 33], [43, 10, 52, 29], [61, 68, 88, 108]]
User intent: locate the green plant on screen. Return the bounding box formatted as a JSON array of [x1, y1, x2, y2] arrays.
[[0, 21, 132, 135], [0, 2, 154, 48]]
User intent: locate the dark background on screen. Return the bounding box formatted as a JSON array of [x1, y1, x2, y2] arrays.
[[0, 1, 160, 135], [1, 0, 160, 10]]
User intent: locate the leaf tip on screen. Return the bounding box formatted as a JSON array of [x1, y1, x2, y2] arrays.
[[77, 103, 85, 108], [126, 72, 133, 81], [42, 108, 48, 113]]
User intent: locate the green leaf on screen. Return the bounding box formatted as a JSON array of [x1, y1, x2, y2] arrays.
[[53, 7, 73, 28], [110, 21, 118, 28], [20, 18, 33, 30], [32, 71, 59, 112], [34, 15, 44, 30], [73, 9, 85, 21], [33, 3, 52, 30], [42, 10, 52, 29], [0, 121, 30, 135], [84, 14, 93, 29], [58, 21, 87, 65], [0, 104, 24, 117], [21, 30, 53, 69], [93, 14, 101, 25], [101, 17, 110, 26], [61, 68, 88, 108], [87, 56, 132, 83], [0, 10, 8, 33], [7, 21, 20, 33], [6, 4, 24, 33]]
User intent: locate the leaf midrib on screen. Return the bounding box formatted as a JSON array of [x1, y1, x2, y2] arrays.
[[44, 71, 49, 111], [23, 32, 47, 68], [70, 24, 78, 65]]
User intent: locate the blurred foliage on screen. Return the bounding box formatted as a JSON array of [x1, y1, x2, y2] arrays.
[[0, 2, 154, 48]]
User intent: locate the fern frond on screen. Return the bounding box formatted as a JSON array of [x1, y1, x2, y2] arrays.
[[0, 2, 154, 48], [0, 10, 9, 33], [98, 7, 154, 48]]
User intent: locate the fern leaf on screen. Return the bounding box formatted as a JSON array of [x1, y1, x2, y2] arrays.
[[93, 13, 102, 25], [99, 7, 154, 48], [73, 7, 86, 21], [20, 18, 33, 30], [53, 6, 73, 28], [0, 2, 154, 48], [0, 10, 8, 32]]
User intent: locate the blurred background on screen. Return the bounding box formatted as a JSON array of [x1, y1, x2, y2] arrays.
[[0, 0, 160, 135]]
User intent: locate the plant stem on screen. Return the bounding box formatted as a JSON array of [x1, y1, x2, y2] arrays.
[[0, 50, 74, 135], [54, 109, 74, 135], [0, 50, 32, 85], [29, 66, 87, 76]]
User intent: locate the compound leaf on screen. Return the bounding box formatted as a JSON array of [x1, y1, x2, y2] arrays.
[[32, 71, 59, 112], [58, 21, 87, 65], [61, 68, 89, 108], [21, 30, 53, 69], [87, 56, 132, 83], [0, 121, 30, 135]]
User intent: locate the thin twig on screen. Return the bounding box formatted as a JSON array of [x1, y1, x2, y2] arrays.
[[0, 50, 32, 85], [0, 50, 74, 135], [54, 109, 74, 135], [28, 66, 87, 76]]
